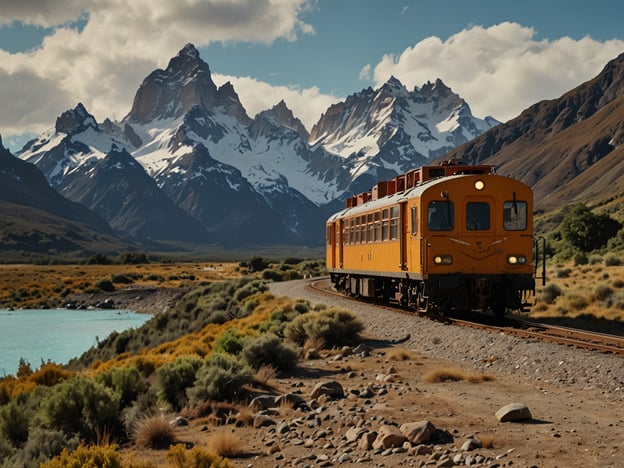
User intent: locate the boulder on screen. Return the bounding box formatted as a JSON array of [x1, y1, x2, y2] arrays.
[[495, 403, 532, 422], [372, 424, 406, 449], [400, 420, 437, 444], [310, 380, 344, 400]]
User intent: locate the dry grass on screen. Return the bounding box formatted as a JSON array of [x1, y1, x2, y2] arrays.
[[132, 416, 177, 450], [423, 367, 495, 384], [532, 261, 624, 321], [423, 367, 465, 383], [206, 431, 246, 458], [387, 348, 413, 361], [479, 435, 497, 449], [0, 262, 240, 309], [253, 365, 278, 390]]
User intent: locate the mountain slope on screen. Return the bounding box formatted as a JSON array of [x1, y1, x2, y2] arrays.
[[440, 52, 624, 209], [0, 138, 131, 255]]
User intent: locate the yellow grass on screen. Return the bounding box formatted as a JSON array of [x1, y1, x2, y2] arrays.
[[423, 367, 495, 384], [0, 262, 240, 309], [531, 260, 624, 321], [206, 431, 246, 458]]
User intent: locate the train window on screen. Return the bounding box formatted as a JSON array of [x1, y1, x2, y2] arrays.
[[411, 206, 418, 235], [367, 214, 373, 242], [356, 217, 362, 243], [389, 206, 399, 240], [466, 202, 490, 231], [348, 218, 354, 244], [429, 168, 445, 178], [504, 201, 527, 230], [374, 212, 381, 242], [382, 208, 390, 240], [428, 201, 454, 231]]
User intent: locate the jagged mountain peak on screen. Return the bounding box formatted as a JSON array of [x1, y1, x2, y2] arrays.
[[256, 100, 309, 140], [125, 44, 219, 124], [55, 102, 98, 134]]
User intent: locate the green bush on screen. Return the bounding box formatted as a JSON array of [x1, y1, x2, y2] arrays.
[[560, 204, 621, 252], [595, 284, 614, 301], [111, 274, 134, 284], [11, 427, 78, 468], [605, 255, 622, 266], [95, 279, 115, 292], [241, 333, 299, 372], [0, 400, 30, 448], [284, 307, 364, 347], [41, 443, 136, 468], [187, 354, 253, 405], [156, 357, 202, 411], [213, 328, 246, 356], [541, 283, 563, 304], [573, 251, 588, 266], [96, 366, 146, 409], [39, 377, 122, 443]]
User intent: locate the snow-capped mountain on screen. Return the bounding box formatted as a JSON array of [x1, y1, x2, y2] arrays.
[[18, 43, 497, 247]]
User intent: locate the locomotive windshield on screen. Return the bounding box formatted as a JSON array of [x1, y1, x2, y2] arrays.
[[466, 202, 491, 230], [428, 201, 454, 231], [503, 201, 528, 230]]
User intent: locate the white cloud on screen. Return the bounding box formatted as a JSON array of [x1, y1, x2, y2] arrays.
[[372, 22, 624, 121], [0, 0, 317, 138], [359, 64, 371, 81]]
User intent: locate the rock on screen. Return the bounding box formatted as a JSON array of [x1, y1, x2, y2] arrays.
[[169, 416, 189, 426], [352, 343, 373, 356], [345, 426, 367, 442], [358, 431, 377, 450], [250, 395, 277, 412], [461, 438, 481, 451], [400, 420, 437, 444], [372, 424, 406, 449], [495, 403, 533, 422], [253, 414, 276, 428], [275, 392, 307, 409], [310, 380, 345, 400]]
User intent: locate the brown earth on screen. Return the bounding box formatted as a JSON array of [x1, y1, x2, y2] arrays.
[[122, 333, 623, 468]]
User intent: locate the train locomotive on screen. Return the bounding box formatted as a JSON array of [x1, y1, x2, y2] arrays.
[[325, 160, 544, 316]]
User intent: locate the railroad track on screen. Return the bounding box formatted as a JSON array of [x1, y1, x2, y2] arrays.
[[307, 277, 624, 357]]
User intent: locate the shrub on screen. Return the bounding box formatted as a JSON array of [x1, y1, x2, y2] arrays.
[[595, 284, 614, 301], [212, 328, 246, 356], [112, 274, 134, 284], [540, 283, 563, 304], [284, 307, 364, 347], [207, 432, 246, 458], [555, 268, 571, 278], [17, 428, 79, 468], [188, 354, 253, 405], [560, 204, 621, 252], [605, 255, 622, 266], [41, 444, 140, 468], [95, 279, 115, 292], [96, 366, 146, 409], [132, 416, 176, 449], [241, 333, 299, 372], [573, 251, 588, 266], [156, 357, 202, 411], [39, 377, 122, 444], [0, 400, 29, 447], [166, 443, 233, 468]]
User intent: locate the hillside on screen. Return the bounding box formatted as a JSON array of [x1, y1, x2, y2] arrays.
[[439, 52, 624, 212]]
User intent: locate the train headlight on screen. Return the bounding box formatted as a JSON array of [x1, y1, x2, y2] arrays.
[[474, 180, 485, 191], [434, 255, 453, 265], [507, 255, 527, 265]]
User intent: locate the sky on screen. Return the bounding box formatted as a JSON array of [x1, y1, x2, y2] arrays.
[[1, 0, 623, 152]]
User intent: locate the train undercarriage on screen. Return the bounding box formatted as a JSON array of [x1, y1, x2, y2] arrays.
[[330, 272, 535, 316]]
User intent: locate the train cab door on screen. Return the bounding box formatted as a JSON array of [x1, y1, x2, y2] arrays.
[[460, 195, 498, 274], [327, 222, 337, 269]]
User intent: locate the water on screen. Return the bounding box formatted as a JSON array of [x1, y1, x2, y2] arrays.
[[0, 308, 150, 377]]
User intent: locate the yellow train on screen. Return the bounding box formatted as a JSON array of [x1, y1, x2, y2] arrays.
[[325, 160, 544, 315]]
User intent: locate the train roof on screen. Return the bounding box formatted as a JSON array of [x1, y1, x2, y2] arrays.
[[328, 160, 497, 222], [327, 170, 529, 222]]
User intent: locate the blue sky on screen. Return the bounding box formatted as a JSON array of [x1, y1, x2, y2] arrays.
[[1, 0, 623, 151]]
